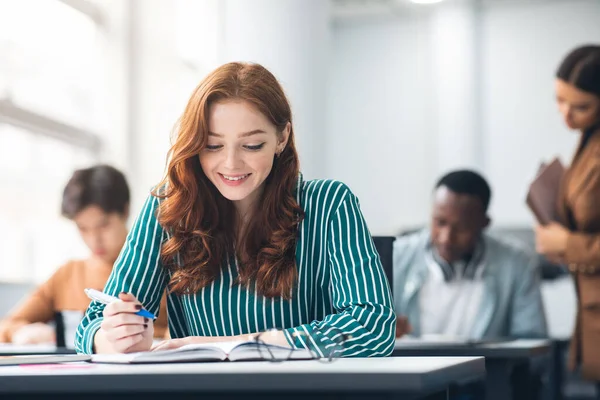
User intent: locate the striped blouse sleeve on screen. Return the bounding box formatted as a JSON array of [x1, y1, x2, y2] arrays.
[[284, 186, 397, 357], [75, 194, 169, 354]]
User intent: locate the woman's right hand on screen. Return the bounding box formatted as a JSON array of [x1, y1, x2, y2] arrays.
[[94, 292, 154, 354]]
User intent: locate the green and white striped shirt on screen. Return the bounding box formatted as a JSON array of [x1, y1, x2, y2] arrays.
[[75, 176, 396, 357]]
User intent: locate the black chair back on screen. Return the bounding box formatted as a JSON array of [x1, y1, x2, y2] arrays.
[[54, 311, 66, 348], [372, 236, 395, 289]]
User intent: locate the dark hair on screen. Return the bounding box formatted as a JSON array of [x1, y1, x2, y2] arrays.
[[556, 45, 600, 97], [435, 170, 491, 212], [154, 62, 303, 299], [61, 165, 130, 219]]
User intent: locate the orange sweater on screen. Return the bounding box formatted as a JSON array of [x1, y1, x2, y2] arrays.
[[0, 259, 168, 343]]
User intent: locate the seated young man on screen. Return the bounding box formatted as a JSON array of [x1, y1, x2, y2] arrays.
[[0, 165, 168, 345], [393, 170, 547, 339]]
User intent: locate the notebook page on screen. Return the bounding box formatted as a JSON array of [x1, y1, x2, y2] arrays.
[[178, 340, 246, 355], [91, 342, 230, 364]]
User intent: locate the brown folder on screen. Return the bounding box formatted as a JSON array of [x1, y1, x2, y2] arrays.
[[536, 162, 547, 176], [526, 157, 565, 225]]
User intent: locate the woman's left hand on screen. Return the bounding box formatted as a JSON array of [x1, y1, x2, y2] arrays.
[[151, 336, 231, 352], [151, 331, 286, 352], [535, 222, 570, 256]]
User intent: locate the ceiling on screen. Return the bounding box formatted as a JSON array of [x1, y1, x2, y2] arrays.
[[331, 0, 569, 20]]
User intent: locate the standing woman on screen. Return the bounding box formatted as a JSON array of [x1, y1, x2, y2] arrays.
[[75, 62, 395, 357], [535, 45, 600, 382]]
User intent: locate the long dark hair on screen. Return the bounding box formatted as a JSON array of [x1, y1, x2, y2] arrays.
[[557, 45, 600, 97]]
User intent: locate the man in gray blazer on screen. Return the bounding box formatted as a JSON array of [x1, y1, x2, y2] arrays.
[[394, 170, 547, 339]]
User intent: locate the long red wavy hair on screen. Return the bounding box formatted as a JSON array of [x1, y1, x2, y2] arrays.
[[153, 62, 304, 299]]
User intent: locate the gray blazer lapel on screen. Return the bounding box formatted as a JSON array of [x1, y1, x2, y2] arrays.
[[393, 229, 431, 337], [401, 264, 428, 337], [470, 273, 498, 338]]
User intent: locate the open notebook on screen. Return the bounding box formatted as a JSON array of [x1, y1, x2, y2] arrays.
[[91, 340, 314, 364]]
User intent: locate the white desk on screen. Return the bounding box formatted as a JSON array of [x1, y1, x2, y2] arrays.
[[393, 338, 552, 400], [394, 338, 551, 358], [0, 343, 75, 356], [0, 356, 485, 399]]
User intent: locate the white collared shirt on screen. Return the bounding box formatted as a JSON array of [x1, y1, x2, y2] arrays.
[[419, 252, 485, 338]]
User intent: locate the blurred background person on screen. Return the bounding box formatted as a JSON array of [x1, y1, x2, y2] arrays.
[[394, 170, 547, 340], [535, 45, 600, 386], [0, 165, 168, 345]]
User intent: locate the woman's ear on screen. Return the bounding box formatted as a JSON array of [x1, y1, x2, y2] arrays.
[[278, 122, 291, 154]]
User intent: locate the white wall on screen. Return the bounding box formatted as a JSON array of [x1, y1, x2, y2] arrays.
[[328, 0, 600, 235], [482, 0, 600, 225], [430, 4, 483, 173], [90, 0, 130, 175], [126, 0, 219, 214], [221, 0, 331, 180], [327, 16, 436, 235]]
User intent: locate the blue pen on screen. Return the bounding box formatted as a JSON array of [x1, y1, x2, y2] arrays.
[[84, 288, 156, 319]]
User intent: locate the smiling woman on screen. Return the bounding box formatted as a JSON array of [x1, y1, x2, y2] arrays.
[[201, 101, 289, 224], [75, 62, 396, 358]]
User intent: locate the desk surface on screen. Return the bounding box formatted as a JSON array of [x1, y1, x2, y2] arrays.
[[393, 338, 552, 358], [0, 357, 485, 394], [0, 344, 75, 356]]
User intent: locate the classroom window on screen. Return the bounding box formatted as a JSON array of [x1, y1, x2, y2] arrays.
[[0, 0, 100, 127], [0, 0, 104, 283]]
